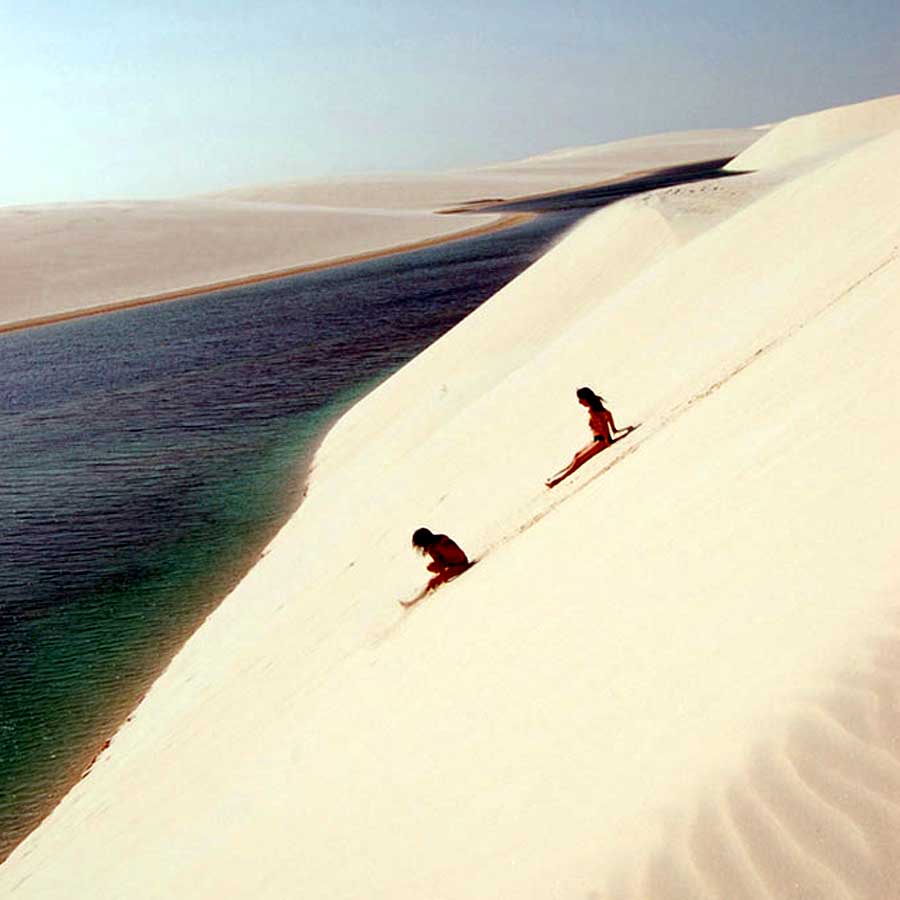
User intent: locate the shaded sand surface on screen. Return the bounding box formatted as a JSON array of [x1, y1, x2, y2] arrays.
[[4, 96, 900, 898], [0, 127, 758, 330]]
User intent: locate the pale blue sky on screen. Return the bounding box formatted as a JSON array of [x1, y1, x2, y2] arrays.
[[1, 1, 897, 205]]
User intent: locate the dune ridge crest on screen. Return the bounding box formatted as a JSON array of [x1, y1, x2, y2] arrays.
[[727, 92, 900, 172]]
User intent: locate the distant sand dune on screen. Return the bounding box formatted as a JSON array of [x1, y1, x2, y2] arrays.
[[207, 129, 759, 209], [0, 127, 760, 330]]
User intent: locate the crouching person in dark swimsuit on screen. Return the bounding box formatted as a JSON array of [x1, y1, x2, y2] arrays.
[[411, 527, 470, 592], [545, 387, 634, 488]]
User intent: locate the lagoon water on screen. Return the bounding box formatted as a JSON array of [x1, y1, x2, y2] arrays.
[[0, 209, 584, 859], [0, 161, 733, 861]]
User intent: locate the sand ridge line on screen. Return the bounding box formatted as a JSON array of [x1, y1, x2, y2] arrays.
[[0, 212, 535, 336], [439, 156, 740, 213]]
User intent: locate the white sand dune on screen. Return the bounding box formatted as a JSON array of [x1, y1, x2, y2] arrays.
[[210, 129, 756, 209], [3, 95, 900, 898], [0, 127, 758, 330], [727, 92, 900, 172]]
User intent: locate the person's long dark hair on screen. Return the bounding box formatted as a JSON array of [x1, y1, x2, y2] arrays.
[[412, 527, 435, 553], [576, 386, 606, 412]]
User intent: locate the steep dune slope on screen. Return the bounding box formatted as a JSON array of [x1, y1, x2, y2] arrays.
[[2, 113, 899, 898], [310, 199, 681, 484], [727, 92, 900, 171]]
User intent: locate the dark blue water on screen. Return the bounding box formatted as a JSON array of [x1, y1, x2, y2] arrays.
[[0, 160, 734, 861]]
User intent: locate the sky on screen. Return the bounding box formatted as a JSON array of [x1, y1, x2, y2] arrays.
[[1, 0, 898, 206]]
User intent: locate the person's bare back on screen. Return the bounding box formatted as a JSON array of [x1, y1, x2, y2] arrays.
[[425, 534, 469, 574], [403, 527, 470, 605]]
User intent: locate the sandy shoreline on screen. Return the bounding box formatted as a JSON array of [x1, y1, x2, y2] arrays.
[[0, 211, 532, 335], [439, 154, 739, 211], [5, 97, 900, 897]]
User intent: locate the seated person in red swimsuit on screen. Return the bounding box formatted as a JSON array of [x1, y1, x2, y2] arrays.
[[545, 387, 634, 488]]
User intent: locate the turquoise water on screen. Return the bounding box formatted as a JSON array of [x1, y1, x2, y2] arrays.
[[0, 161, 738, 861], [0, 210, 584, 859]]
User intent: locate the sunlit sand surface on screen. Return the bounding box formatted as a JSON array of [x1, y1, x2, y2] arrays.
[[2, 95, 900, 898]]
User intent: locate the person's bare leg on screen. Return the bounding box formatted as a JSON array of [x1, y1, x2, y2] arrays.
[[425, 562, 469, 592], [545, 441, 604, 488]]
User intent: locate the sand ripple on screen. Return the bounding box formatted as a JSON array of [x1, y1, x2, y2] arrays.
[[614, 640, 900, 899]]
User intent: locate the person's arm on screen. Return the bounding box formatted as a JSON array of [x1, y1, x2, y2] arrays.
[[605, 409, 619, 434], [608, 411, 637, 441]]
